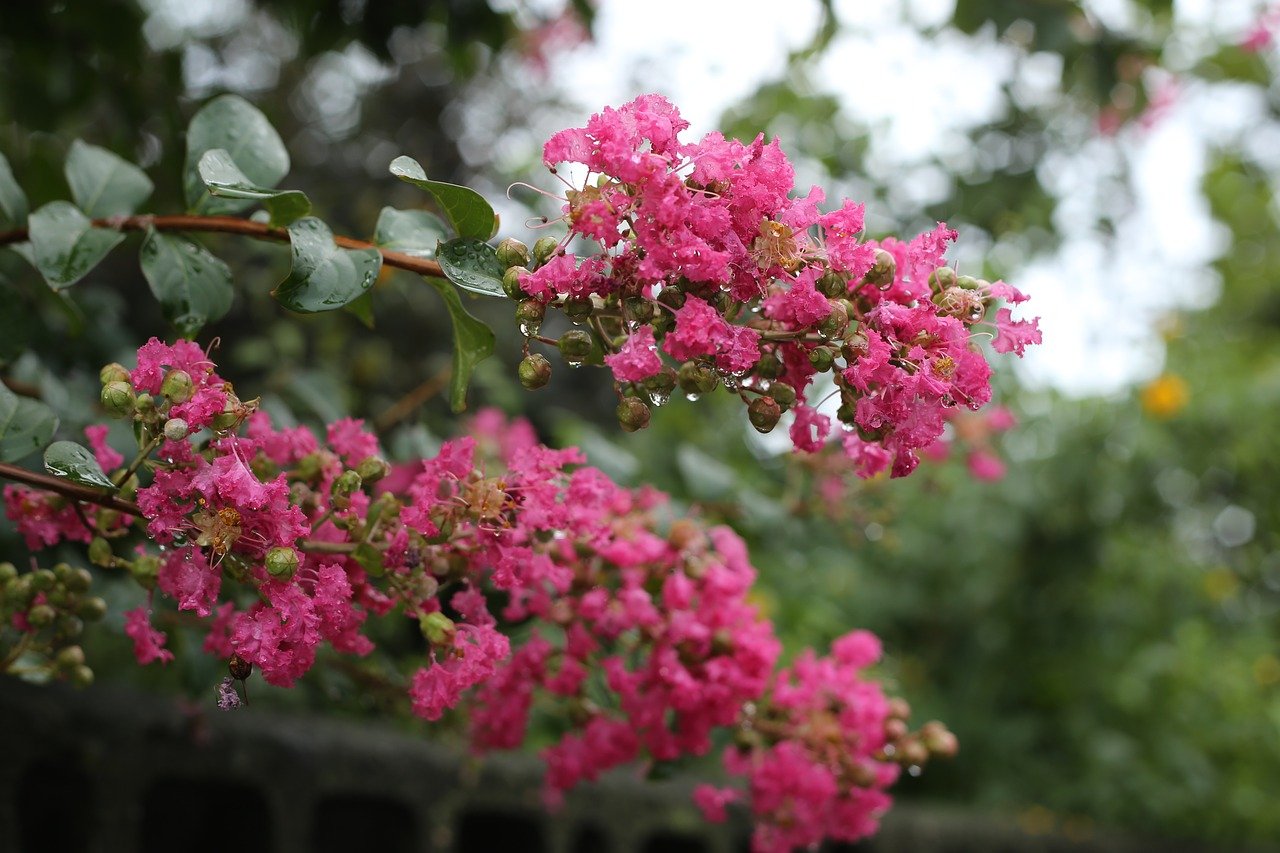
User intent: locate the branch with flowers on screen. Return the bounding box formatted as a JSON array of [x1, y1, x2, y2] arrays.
[[0, 94, 1034, 852]]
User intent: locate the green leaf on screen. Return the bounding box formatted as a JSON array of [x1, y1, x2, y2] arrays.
[[437, 237, 506, 298], [344, 291, 376, 329], [26, 201, 124, 289], [184, 94, 290, 214], [372, 206, 448, 258], [388, 156, 496, 241], [0, 382, 59, 463], [423, 277, 496, 413], [43, 440, 116, 490], [64, 139, 154, 218], [139, 229, 234, 336], [197, 149, 310, 226], [0, 151, 28, 228], [273, 217, 382, 313]]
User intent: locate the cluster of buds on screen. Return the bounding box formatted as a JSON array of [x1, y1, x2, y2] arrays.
[[0, 560, 104, 685], [503, 95, 1040, 477]]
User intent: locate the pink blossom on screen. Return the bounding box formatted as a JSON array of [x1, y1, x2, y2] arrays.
[[84, 425, 123, 471], [604, 324, 663, 383], [124, 605, 174, 666], [991, 307, 1043, 356]]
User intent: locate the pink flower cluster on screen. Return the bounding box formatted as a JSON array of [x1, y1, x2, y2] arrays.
[[515, 95, 1040, 477]]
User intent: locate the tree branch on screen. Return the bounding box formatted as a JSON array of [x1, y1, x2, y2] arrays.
[[0, 214, 446, 280]]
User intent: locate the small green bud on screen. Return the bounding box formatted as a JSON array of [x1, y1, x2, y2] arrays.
[[657, 287, 686, 310], [56, 645, 86, 669], [816, 269, 847, 298], [533, 236, 560, 268], [99, 363, 130, 385], [623, 297, 655, 325], [515, 298, 545, 330], [956, 274, 980, 290], [519, 354, 553, 389], [30, 569, 56, 592], [808, 347, 836, 372], [747, 396, 783, 433], [863, 249, 897, 288], [69, 664, 94, 688], [209, 403, 240, 432], [563, 295, 593, 323], [836, 401, 857, 424], [131, 554, 161, 589], [768, 382, 797, 409], [163, 418, 189, 441], [616, 397, 651, 433], [100, 382, 136, 417], [161, 369, 194, 404], [0, 562, 16, 585], [419, 611, 456, 646], [557, 330, 593, 364], [296, 452, 324, 481], [755, 351, 783, 380], [75, 597, 106, 622], [28, 604, 56, 627], [265, 546, 300, 580], [495, 237, 530, 270], [65, 566, 92, 594], [331, 470, 363, 509], [134, 392, 156, 413], [928, 266, 957, 290], [502, 266, 530, 300], [818, 301, 849, 340], [355, 456, 390, 484], [676, 361, 719, 397], [642, 368, 677, 399]]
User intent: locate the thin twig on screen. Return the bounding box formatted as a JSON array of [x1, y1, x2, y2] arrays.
[[373, 364, 452, 433]]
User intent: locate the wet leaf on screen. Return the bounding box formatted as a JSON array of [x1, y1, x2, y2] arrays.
[[26, 201, 124, 289], [44, 440, 116, 490], [273, 217, 382, 313], [388, 156, 496, 241], [64, 139, 153, 218]]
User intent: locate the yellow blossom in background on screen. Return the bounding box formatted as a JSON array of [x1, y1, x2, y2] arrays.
[[1141, 373, 1189, 418]]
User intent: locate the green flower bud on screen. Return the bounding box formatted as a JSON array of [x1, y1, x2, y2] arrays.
[[419, 611, 456, 646], [519, 354, 552, 389], [502, 266, 529, 300], [495, 237, 530, 270], [131, 554, 161, 589], [515, 298, 545, 335], [30, 568, 55, 592], [808, 347, 836, 372], [355, 456, 390, 484], [331, 470, 363, 510], [956, 274, 980, 290], [624, 297, 655, 325], [657, 287, 686, 310], [563, 295, 593, 323], [557, 330, 594, 365], [163, 418, 189, 441], [818, 301, 849, 340], [75, 597, 106, 622], [676, 361, 719, 398], [134, 392, 155, 414], [755, 351, 783, 380], [748, 396, 782, 433], [69, 665, 94, 688], [863, 249, 897, 287], [836, 401, 857, 425], [816, 269, 847, 298], [100, 382, 136, 417], [28, 604, 56, 627], [768, 381, 797, 410], [63, 566, 92, 594], [265, 546, 300, 580], [616, 397, 651, 433], [533, 236, 560, 268], [0, 562, 16, 585], [642, 368, 677, 400], [928, 266, 957, 290], [296, 452, 324, 481], [99, 363, 130, 385], [209, 402, 241, 432], [161, 369, 194, 404], [56, 645, 86, 670]]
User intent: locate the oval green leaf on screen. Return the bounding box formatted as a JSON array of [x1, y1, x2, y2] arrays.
[[0, 382, 59, 463], [388, 155, 496, 241], [437, 237, 505, 298], [423, 277, 496, 413], [44, 440, 116, 490], [185, 94, 290, 214], [0, 151, 28, 228], [139, 229, 234, 336], [26, 201, 125, 289], [65, 139, 154, 218], [372, 207, 448, 259], [198, 149, 310, 226], [273, 217, 382, 313]]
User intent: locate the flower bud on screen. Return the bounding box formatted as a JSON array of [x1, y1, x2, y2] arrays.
[[228, 653, 253, 681], [99, 363, 130, 385], [677, 361, 719, 398], [134, 392, 155, 414], [754, 351, 782, 380], [899, 738, 930, 767], [0, 562, 16, 585], [928, 266, 957, 290], [419, 611, 456, 646], [884, 718, 909, 742], [210, 401, 241, 432], [657, 287, 686, 310], [623, 297, 655, 325], [956, 274, 981, 290], [56, 645, 86, 670], [888, 697, 911, 720], [28, 604, 56, 627], [502, 266, 529, 300], [808, 347, 836, 372], [57, 612, 83, 638], [616, 397, 651, 432], [747, 396, 782, 433], [863, 249, 897, 288], [63, 566, 92, 594], [816, 269, 847, 298], [69, 665, 94, 688], [76, 597, 107, 622], [515, 299, 545, 336], [161, 369, 195, 404], [921, 721, 959, 758], [642, 368, 677, 400], [768, 382, 797, 410], [331, 470, 362, 509], [100, 382, 136, 417], [533, 236, 560, 268], [518, 354, 552, 389], [495, 237, 530, 270], [355, 456, 390, 484], [836, 401, 857, 425], [563, 295, 593, 323], [163, 418, 189, 442], [265, 546, 300, 580], [818, 301, 849, 340], [131, 554, 161, 589], [30, 569, 55, 592], [296, 452, 324, 481], [557, 330, 593, 366]]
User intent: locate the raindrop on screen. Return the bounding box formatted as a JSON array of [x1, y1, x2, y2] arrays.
[[565, 356, 585, 368], [519, 321, 541, 337], [646, 389, 671, 407], [907, 765, 922, 777], [685, 392, 701, 402]]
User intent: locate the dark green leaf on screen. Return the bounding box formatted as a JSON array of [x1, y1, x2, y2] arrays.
[[372, 206, 448, 258], [423, 277, 496, 413], [273, 217, 382, 313], [352, 543, 384, 576], [345, 291, 376, 329], [0, 151, 28, 228], [184, 94, 290, 214], [437, 237, 505, 298], [139, 229, 234, 335], [197, 149, 310, 226], [0, 382, 59, 463], [388, 155, 496, 241], [26, 201, 124, 289], [64, 139, 153, 218], [43, 440, 116, 490]]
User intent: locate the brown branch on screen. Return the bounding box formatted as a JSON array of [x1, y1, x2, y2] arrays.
[[373, 364, 452, 434], [0, 214, 446, 280]]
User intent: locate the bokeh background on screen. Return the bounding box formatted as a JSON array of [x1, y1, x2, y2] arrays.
[[1, 0, 1278, 847]]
